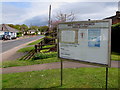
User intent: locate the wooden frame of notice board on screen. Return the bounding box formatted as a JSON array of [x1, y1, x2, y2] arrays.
[[57, 19, 112, 67]]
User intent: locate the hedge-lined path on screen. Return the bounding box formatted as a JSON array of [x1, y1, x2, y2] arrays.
[[1, 60, 119, 74]]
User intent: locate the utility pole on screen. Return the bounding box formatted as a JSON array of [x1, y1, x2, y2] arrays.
[[118, 1, 120, 11], [48, 5, 51, 31]]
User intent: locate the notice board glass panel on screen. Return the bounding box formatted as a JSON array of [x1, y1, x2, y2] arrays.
[[58, 20, 111, 67]]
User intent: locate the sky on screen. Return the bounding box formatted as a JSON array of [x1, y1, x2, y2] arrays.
[[0, 0, 120, 26]]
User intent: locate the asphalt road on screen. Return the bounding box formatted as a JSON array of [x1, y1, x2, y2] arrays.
[[1, 35, 44, 53]]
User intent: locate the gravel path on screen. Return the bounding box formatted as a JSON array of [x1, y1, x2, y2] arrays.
[[1, 61, 119, 74]]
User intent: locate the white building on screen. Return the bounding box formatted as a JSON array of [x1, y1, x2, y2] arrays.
[[0, 24, 18, 39]]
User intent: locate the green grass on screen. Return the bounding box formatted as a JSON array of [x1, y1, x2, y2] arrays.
[[17, 46, 35, 53], [42, 45, 55, 49], [1, 52, 120, 68], [111, 52, 120, 61], [27, 38, 43, 45], [2, 57, 60, 68], [2, 68, 118, 88]]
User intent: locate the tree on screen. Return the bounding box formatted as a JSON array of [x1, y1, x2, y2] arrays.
[[29, 26, 39, 30], [51, 11, 76, 33], [20, 24, 29, 35], [38, 26, 49, 34], [55, 11, 75, 22]]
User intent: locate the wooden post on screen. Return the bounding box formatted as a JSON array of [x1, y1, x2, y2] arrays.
[[35, 45, 37, 53], [41, 41, 42, 50], [38, 43, 40, 52]]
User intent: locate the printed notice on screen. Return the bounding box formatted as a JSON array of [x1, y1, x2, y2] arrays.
[[88, 29, 101, 47], [61, 30, 75, 43]]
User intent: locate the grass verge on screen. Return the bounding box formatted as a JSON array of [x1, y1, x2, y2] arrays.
[[2, 57, 60, 68], [2, 52, 120, 68], [2, 68, 118, 88], [17, 47, 35, 53], [27, 38, 43, 45], [111, 52, 120, 61]]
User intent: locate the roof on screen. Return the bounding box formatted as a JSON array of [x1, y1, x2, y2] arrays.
[[29, 30, 36, 32], [104, 11, 120, 20], [104, 16, 116, 19], [0, 24, 18, 33]]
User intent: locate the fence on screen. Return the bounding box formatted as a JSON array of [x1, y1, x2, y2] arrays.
[[34, 38, 57, 53]]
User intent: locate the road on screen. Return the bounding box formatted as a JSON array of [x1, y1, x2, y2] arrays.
[[1, 35, 44, 53]]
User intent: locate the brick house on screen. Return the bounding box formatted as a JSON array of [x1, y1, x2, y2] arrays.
[[104, 11, 120, 24]]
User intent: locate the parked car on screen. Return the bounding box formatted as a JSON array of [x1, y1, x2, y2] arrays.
[[2, 35, 16, 40]]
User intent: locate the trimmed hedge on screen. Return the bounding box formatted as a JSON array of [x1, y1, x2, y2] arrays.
[[111, 23, 120, 53], [32, 52, 57, 60]]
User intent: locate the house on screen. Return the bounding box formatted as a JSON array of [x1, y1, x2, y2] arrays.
[[0, 24, 18, 40], [27, 30, 36, 34], [104, 11, 120, 24], [28, 30, 41, 35]]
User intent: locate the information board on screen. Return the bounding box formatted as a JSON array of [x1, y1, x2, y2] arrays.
[[58, 20, 111, 67]]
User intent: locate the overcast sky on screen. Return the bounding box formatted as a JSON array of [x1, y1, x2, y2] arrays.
[[1, 1, 119, 26]]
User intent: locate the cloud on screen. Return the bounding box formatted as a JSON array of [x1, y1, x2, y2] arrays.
[[1, 0, 120, 2], [24, 15, 48, 26], [1, 2, 62, 24], [1, 2, 118, 26], [2, 2, 31, 24], [52, 2, 117, 20]]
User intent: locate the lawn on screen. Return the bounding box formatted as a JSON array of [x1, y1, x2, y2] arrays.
[[2, 57, 60, 68], [2, 68, 118, 88], [111, 52, 120, 61]]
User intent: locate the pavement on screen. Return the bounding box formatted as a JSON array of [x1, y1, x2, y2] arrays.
[[0, 35, 44, 62], [2, 35, 44, 53], [1, 60, 119, 74]]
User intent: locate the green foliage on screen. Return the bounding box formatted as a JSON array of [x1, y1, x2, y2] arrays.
[[2, 68, 118, 88], [17, 32, 23, 37], [38, 26, 49, 32], [112, 23, 120, 29], [29, 26, 38, 30], [42, 45, 55, 49], [17, 47, 34, 53], [111, 23, 120, 53], [33, 52, 57, 60], [8, 24, 21, 30]]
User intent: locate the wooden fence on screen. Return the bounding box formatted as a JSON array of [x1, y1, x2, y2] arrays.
[[34, 38, 57, 53]]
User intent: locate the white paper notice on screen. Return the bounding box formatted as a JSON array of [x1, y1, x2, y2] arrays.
[[61, 30, 75, 43]]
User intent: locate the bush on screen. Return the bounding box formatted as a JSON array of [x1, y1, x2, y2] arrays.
[[111, 23, 120, 53], [33, 52, 57, 60], [17, 32, 23, 37]]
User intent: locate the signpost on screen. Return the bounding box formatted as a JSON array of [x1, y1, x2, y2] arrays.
[[58, 19, 112, 89]]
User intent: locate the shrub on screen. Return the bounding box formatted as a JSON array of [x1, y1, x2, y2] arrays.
[[111, 23, 120, 53], [33, 52, 57, 60], [17, 32, 23, 37]]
